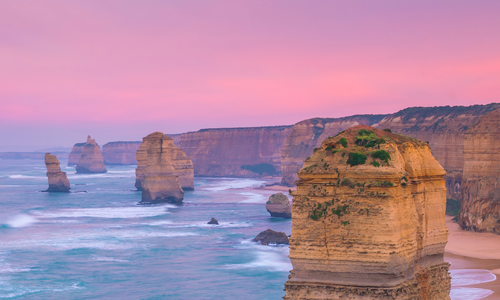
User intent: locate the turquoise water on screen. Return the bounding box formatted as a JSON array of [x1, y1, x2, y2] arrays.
[[0, 159, 496, 299], [0, 159, 291, 299]]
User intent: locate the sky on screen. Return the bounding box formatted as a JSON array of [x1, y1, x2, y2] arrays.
[[1, 1, 499, 150]]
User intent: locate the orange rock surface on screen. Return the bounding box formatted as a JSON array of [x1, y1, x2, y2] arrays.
[[75, 136, 107, 174], [459, 108, 500, 233], [102, 141, 141, 165], [44, 153, 70, 192], [284, 125, 450, 299], [67, 143, 85, 166]]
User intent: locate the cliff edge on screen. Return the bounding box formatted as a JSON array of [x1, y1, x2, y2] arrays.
[[284, 125, 450, 299]]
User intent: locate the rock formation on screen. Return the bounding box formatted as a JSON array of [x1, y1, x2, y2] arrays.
[[378, 104, 500, 201], [44, 153, 70, 192], [102, 141, 142, 165], [266, 193, 292, 218], [253, 229, 289, 245], [179, 125, 292, 177], [75, 136, 107, 174], [208, 218, 219, 225], [284, 125, 450, 299], [281, 115, 387, 186], [135, 132, 194, 191], [68, 143, 85, 166], [459, 108, 500, 233], [137, 132, 185, 204]]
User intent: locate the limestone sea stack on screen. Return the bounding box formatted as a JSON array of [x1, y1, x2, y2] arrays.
[[138, 132, 185, 204], [44, 153, 70, 192], [284, 125, 450, 299], [67, 143, 85, 166], [459, 108, 500, 233], [75, 136, 107, 174], [266, 193, 292, 218], [135, 132, 194, 191]]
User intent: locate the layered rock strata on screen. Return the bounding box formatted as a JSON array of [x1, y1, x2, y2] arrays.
[[137, 132, 186, 204], [102, 141, 141, 165], [179, 126, 292, 177], [284, 125, 450, 299], [281, 115, 387, 186], [266, 193, 292, 218], [68, 143, 85, 166], [44, 153, 70, 192], [459, 108, 500, 233], [135, 132, 194, 191], [75, 136, 107, 174], [378, 104, 500, 201]]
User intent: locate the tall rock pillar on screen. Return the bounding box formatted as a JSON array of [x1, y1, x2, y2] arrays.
[[75, 136, 107, 174], [44, 153, 71, 192]]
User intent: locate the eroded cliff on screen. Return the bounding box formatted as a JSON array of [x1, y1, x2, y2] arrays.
[[102, 141, 141, 165], [179, 126, 292, 177], [138, 132, 185, 204], [284, 125, 450, 299], [459, 109, 500, 233], [44, 153, 70, 192], [281, 115, 387, 186], [75, 136, 107, 174]]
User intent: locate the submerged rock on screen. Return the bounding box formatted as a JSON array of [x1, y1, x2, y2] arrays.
[[207, 218, 219, 225], [284, 125, 451, 299], [135, 132, 194, 191], [75, 136, 107, 174], [253, 229, 289, 245], [44, 153, 70, 192], [139, 132, 184, 204], [265, 193, 292, 218]]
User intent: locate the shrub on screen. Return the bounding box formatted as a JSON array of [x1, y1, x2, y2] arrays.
[[241, 163, 279, 175], [325, 146, 333, 151], [339, 137, 348, 148], [346, 152, 367, 166], [358, 129, 374, 136], [446, 199, 460, 216], [382, 128, 392, 133], [341, 178, 353, 186], [371, 161, 380, 167], [371, 150, 391, 164]]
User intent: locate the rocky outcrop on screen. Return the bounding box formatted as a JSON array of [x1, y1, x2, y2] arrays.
[[378, 104, 500, 201], [284, 125, 450, 299], [281, 115, 387, 186], [253, 229, 289, 245], [137, 132, 186, 204], [208, 218, 219, 225], [75, 136, 107, 174], [44, 153, 70, 192], [68, 143, 85, 166], [179, 126, 292, 177], [135, 132, 194, 191], [459, 109, 500, 233], [102, 141, 141, 165], [266, 193, 292, 218]]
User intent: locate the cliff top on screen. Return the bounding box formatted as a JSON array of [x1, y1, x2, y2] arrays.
[[296, 114, 388, 127], [198, 125, 292, 132], [144, 131, 173, 141], [385, 103, 500, 123]]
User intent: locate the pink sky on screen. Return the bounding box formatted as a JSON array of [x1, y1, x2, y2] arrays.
[[1, 1, 499, 149]]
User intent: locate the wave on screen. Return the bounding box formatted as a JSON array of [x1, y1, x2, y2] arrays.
[[0, 185, 21, 188], [147, 220, 253, 228], [238, 192, 266, 203], [92, 255, 129, 262], [31, 206, 173, 219], [450, 287, 494, 300], [7, 175, 44, 179], [224, 240, 292, 272], [203, 178, 266, 192], [2, 214, 37, 228], [450, 269, 497, 286], [67, 172, 135, 179]]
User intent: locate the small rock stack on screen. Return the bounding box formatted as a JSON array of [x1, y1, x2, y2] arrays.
[[44, 153, 70, 192]]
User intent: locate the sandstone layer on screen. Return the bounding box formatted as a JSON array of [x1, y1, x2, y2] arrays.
[[68, 143, 85, 166], [137, 132, 186, 204], [266, 193, 292, 218], [281, 115, 387, 186], [459, 108, 500, 233], [284, 125, 450, 299], [75, 136, 107, 174], [179, 126, 292, 177], [102, 141, 141, 165], [378, 104, 500, 201], [135, 132, 194, 191], [44, 153, 70, 192]]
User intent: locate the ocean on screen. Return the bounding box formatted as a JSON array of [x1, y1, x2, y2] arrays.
[[0, 159, 496, 299]]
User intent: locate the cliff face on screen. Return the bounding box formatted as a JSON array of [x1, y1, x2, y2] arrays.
[[284, 125, 450, 299], [138, 132, 185, 204], [44, 153, 70, 192], [459, 109, 500, 233], [102, 142, 141, 165], [68, 143, 85, 166], [179, 126, 292, 177], [281, 115, 387, 186], [75, 136, 107, 174], [378, 104, 500, 201]]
